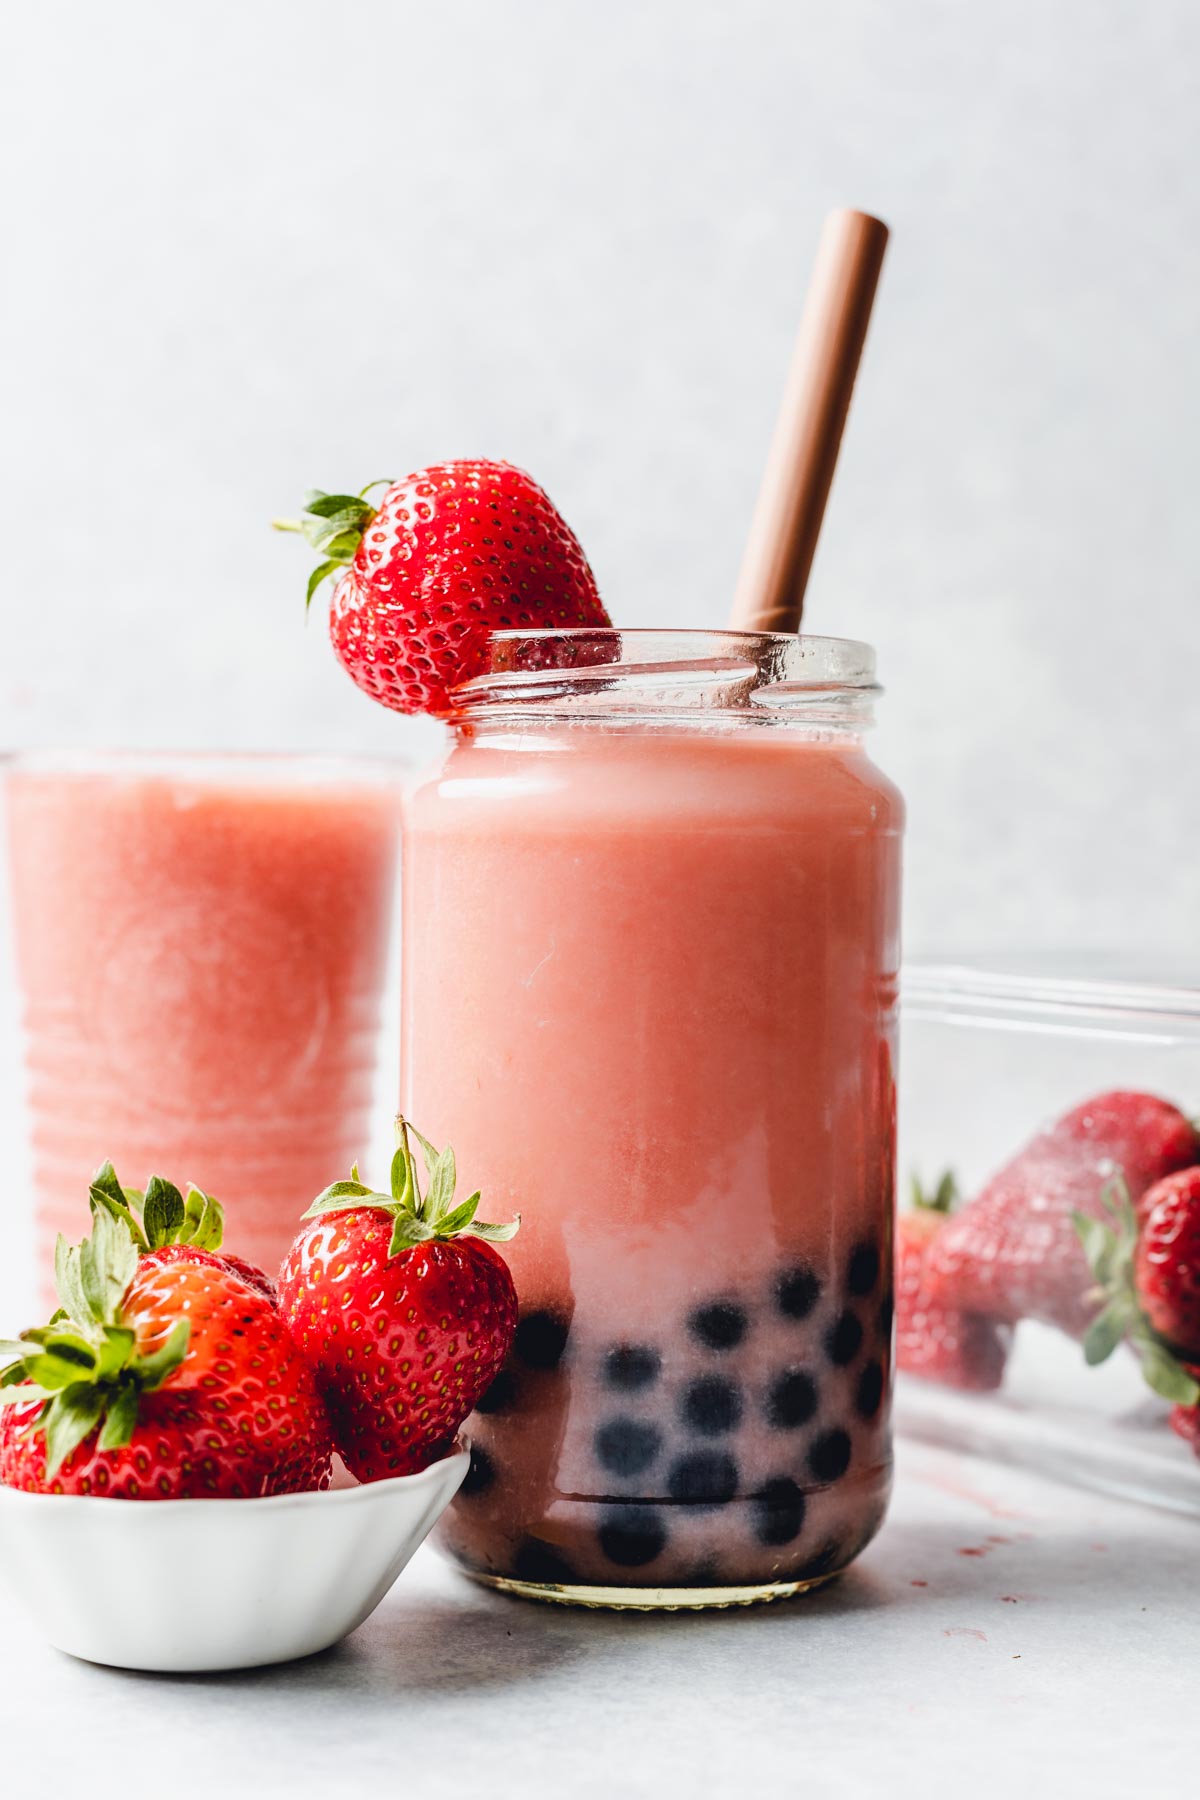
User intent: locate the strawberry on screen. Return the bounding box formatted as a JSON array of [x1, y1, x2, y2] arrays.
[[274, 461, 611, 715], [86, 1160, 276, 1299], [896, 1174, 1011, 1391], [0, 1205, 332, 1497], [925, 1092, 1200, 1338], [1132, 1168, 1200, 1362], [1071, 1174, 1200, 1410], [278, 1119, 518, 1482]]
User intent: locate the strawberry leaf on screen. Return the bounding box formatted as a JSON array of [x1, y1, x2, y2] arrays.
[[1138, 1339, 1200, 1406], [142, 1175, 186, 1249], [910, 1169, 959, 1215], [466, 1216, 521, 1244], [302, 1179, 383, 1220], [404, 1120, 441, 1177], [389, 1141, 416, 1210], [96, 1384, 140, 1452], [0, 1376, 49, 1402], [1082, 1300, 1129, 1366], [1072, 1211, 1119, 1283], [437, 1193, 480, 1237], [306, 560, 343, 612], [388, 1214, 437, 1257], [181, 1186, 224, 1251], [425, 1146, 457, 1224], [136, 1318, 190, 1391], [303, 493, 374, 523], [24, 1343, 99, 1390], [43, 1385, 105, 1477], [54, 1235, 93, 1331], [93, 1327, 137, 1382], [80, 1209, 138, 1324], [312, 1123, 519, 1261]]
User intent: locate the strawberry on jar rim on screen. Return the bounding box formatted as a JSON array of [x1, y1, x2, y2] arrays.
[[278, 1119, 518, 1483], [274, 461, 611, 715], [924, 1091, 1200, 1339], [0, 1203, 333, 1498]]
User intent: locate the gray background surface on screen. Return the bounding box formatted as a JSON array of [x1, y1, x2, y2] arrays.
[[3, 1, 1199, 953]]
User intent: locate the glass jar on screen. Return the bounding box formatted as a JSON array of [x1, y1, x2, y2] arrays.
[[402, 630, 903, 1608]]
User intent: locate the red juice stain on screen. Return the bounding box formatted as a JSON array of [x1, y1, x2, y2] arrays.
[[911, 1579, 929, 1588]]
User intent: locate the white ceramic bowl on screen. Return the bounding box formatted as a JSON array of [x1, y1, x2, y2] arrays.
[[0, 1446, 468, 1672]]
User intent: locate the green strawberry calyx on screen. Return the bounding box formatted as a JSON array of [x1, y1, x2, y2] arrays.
[[87, 1160, 226, 1256], [909, 1170, 959, 1215], [302, 1116, 519, 1259], [0, 1204, 190, 1477], [271, 481, 394, 612], [1073, 1177, 1200, 1406]]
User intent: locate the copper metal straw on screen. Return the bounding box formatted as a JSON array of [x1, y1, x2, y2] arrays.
[[729, 208, 889, 635]]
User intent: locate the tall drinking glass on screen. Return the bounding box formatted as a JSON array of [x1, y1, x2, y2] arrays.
[[402, 631, 903, 1608], [4, 752, 401, 1300]]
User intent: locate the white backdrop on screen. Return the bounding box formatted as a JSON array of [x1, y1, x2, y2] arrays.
[[3, 0, 1199, 955]]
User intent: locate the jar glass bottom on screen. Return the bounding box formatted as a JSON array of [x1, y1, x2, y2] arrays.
[[466, 1568, 842, 1612]]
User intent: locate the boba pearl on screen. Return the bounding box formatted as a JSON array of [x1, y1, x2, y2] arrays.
[[667, 1449, 739, 1509], [513, 1537, 576, 1584], [514, 1310, 570, 1370], [688, 1299, 749, 1352], [753, 1477, 807, 1546], [856, 1360, 885, 1419], [475, 1368, 518, 1415], [680, 1374, 744, 1436], [603, 1344, 662, 1391], [595, 1417, 662, 1477], [598, 1505, 668, 1568], [776, 1263, 822, 1320], [848, 1242, 881, 1296], [766, 1367, 819, 1430], [825, 1309, 864, 1367], [808, 1428, 852, 1484]]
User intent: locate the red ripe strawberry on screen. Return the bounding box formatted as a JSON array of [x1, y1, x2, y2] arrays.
[[896, 1175, 1011, 1391], [0, 1206, 332, 1497], [278, 1120, 518, 1482], [274, 461, 611, 716], [1072, 1171, 1200, 1410], [1133, 1169, 1200, 1362], [925, 1092, 1200, 1338]]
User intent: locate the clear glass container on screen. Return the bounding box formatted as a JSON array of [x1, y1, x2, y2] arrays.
[[898, 953, 1200, 1517], [402, 630, 904, 1608], [2, 751, 402, 1305]]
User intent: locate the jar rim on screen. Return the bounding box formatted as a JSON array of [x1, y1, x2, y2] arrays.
[[449, 628, 880, 727]]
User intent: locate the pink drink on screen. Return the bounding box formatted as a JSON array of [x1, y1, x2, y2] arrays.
[[5, 755, 399, 1289], [403, 632, 902, 1605]]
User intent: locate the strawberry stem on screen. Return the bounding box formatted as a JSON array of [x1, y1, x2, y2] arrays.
[[302, 1118, 519, 1253]]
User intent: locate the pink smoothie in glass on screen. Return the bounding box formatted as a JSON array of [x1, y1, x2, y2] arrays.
[[403, 635, 902, 1600], [5, 755, 399, 1290]]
